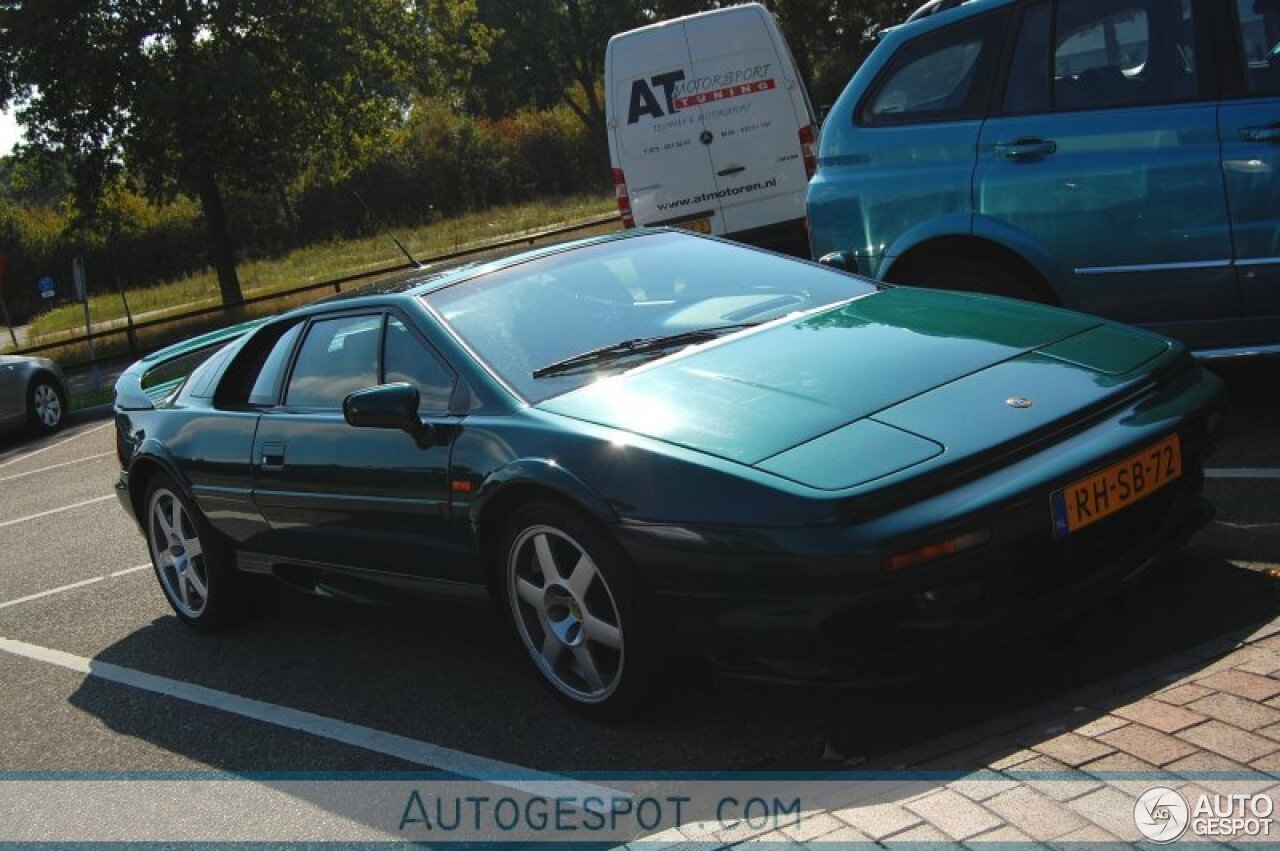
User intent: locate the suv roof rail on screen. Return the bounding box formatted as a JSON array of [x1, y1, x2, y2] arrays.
[[904, 0, 968, 24]]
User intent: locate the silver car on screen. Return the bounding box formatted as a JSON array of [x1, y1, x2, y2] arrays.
[[0, 355, 67, 434]]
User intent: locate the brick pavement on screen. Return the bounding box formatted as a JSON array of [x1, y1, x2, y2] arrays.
[[624, 614, 1280, 847]]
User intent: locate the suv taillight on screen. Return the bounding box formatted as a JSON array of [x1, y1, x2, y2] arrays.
[[612, 168, 635, 228], [799, 125, 818, 179]]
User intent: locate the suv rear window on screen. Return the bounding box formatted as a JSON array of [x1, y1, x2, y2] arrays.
[[861, 12, 1007, 125]]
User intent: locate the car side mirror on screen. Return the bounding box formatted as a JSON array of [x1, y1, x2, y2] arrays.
[[818, 251, 857, 273], [343, 383, 435, 448]]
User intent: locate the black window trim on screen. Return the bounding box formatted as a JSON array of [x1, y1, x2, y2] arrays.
[[1218, 0, 1276, 101], [213, 317, 306, 410], [856, 7, 1015, 128], [990, 0, 1050, 117]]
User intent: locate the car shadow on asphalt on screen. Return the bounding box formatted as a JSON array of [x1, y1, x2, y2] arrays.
[[66, 549, 1276, 775]]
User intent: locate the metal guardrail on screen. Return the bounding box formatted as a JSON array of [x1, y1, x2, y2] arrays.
[[12, 212, 621, 373]]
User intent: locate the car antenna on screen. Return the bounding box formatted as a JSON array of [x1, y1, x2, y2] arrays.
[[350, 189, 423, 269]]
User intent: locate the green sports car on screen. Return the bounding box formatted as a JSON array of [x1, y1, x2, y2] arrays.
[[112, 229, 1225, 716]]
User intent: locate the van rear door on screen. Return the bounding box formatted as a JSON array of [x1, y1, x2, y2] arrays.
[[681, 7, 812, 235], [607, 23, 725, 233]]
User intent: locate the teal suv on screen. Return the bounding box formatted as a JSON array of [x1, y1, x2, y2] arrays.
[[808, 0, 1280, 356]]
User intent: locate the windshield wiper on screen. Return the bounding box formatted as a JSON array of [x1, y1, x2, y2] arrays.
[[531, 323, 759, 379]]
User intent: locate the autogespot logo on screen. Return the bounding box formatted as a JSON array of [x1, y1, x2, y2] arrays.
[[1135, 787, 1190, 843]]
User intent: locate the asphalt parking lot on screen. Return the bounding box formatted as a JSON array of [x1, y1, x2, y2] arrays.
[[0, 360, 1275, 782]]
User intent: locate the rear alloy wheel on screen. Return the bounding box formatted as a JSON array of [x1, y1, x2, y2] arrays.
[[145, 474, 243, 630], [27, 378, 65, 434], [502, 502, 660, 718]]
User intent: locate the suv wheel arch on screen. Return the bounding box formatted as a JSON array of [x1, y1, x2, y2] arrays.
[[882, 236, 1061, 305]]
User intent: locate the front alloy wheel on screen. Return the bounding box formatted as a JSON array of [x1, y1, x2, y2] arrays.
[[509, 524, 625, 702], [503, 502, 662, 717]]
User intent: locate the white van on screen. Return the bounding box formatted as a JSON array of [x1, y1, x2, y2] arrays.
[[604, 3, 818, 254]]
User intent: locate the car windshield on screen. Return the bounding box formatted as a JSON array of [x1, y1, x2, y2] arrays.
[[421, 231, 876, 403]]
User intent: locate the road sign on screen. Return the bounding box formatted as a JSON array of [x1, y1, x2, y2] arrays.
[[38, 275, 55, 299]]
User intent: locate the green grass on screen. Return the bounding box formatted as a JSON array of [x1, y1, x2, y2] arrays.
[[70, 386, 114, 410], [23, 193, 614, 343]]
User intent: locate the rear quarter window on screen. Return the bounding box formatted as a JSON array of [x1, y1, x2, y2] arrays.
[[860, 10, 1009, 125]]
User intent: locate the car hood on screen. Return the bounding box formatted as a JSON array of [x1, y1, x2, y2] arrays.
[[537, 288, 1170, 488]]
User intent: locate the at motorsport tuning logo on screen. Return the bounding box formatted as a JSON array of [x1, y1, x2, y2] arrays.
[[1134, 787, 1190, 843], [626, 67, 775, 124]]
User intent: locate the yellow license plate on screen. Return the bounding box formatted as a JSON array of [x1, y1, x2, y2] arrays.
[[676, 217, 711, 234], [1051, 434, 1182, 538]]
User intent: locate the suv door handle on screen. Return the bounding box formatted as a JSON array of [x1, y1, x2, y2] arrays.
[[716, 165, 746, 176], [260, 441, 286, 470], [1240, 125, 1280, 144], [994, 138, 1058, 160]]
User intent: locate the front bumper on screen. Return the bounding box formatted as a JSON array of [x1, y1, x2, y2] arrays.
[[616, 373, 1225, 684]]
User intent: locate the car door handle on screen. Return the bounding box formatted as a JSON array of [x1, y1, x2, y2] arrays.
[[260, 441, 286, 470], [993, 138, 1057, 160], [1240, 125, 1280, 144], [716, 165, 746, 176]]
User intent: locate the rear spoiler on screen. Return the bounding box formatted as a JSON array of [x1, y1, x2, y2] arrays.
[[114, 317, 271, 411]]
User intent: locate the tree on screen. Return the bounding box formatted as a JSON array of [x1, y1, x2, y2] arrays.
[[473, 1, 651, 162], [769, 0, 915, 108], [0, 1, 442, 306]]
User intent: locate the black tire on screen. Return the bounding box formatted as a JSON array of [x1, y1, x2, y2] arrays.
[[143, 473, 269, 631], [26, 375, 66, 435], [498, 500, 664, 719]]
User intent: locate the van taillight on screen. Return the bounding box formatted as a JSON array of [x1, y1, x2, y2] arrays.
[[799, 125, 818, 179], [612, 168, 635, 228]]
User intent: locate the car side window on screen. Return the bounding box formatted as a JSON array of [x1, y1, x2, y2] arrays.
[[1233, 0, 1280, 95], [1053, 1, 1197, 111], [862, 12, 1007, 125], [383, 316, 454, 413], [285, 315, 382, 409]]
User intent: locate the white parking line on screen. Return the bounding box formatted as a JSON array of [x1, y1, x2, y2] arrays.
[[0, 565, 150, 611], [0, 635, 624, 801], [0, 452, 114, 484], [1206, 468, 1280, 479], [0, 495, 116, 530], [0, 423, 111, 469]]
